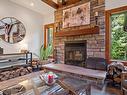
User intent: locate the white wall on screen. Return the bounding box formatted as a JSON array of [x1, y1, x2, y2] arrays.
[[0, 0, 54, 56], [43, 14, 54, 25], [105, 0, 127, 10]]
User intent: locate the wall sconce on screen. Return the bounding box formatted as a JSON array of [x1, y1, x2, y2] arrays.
[[94, 12, 99, 26]]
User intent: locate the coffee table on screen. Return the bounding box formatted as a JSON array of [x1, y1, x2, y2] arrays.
[[0, 72, 91, 95]]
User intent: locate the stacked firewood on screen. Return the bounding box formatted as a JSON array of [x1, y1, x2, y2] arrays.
[[0, 67, 32, 82], [106, 62, 125, 84]]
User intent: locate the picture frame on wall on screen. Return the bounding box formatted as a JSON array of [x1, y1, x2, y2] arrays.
[[63, 2, 90, 28]]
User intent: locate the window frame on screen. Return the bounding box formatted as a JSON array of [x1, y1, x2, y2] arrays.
[[44, 23, 55, 48], [105, 6, 127, 64]]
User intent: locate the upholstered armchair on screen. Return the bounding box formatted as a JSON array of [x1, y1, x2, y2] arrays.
[[121, 71, 127, 95]]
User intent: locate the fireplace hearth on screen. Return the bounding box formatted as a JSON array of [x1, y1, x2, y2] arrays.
[[65, 40, 87, 67]]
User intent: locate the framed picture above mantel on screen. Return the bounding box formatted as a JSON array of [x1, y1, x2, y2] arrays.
[[63, 2, 90, 28]]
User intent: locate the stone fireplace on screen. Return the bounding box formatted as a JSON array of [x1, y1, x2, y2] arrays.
[[65, 41, 87, 67], [54, 34, 105, 64], [54, 0, 105, 65]]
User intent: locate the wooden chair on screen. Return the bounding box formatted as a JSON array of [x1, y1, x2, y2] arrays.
[[121, 71, 127, 95]]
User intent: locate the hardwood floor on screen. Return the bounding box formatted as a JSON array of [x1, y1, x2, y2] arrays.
[[92, 84, 122, 95], [0, 71, 122, 95]]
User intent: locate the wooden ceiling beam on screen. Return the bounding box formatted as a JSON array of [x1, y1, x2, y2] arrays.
[[41, 0, 58, 9], [66, 0, 81, 5], [58, 0, 81, 7]]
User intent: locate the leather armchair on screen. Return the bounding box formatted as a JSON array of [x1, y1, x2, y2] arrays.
[[121, 71, 127, 95], [85, 57, 107, 71]]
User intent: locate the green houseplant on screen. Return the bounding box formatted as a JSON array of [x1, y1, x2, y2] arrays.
[[40, 43, 53, 60]]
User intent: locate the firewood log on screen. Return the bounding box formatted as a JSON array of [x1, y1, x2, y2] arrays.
[[27, 67, 32, 73]]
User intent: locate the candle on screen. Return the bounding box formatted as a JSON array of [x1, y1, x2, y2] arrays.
[[48, 74, 53, 84], [95, 12, 99, 16]]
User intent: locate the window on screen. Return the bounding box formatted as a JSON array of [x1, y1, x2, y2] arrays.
[[47, 27, 53, 45], [44, 23, 54, 48], [106, 6, 127, 63], [111, 12, 127, 61]]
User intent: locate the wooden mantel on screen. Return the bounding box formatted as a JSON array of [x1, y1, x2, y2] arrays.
[[55, 26, 99, 37]]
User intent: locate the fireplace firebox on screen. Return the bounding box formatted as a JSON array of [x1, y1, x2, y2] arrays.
[[65, 40, 87, 67]]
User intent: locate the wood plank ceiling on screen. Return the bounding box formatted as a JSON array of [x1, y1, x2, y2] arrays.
[[41, 0, 58, 9], [41, 0, 81, 9]]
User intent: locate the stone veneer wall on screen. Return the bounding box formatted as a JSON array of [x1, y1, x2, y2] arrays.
[[54, 0, 105, 64]]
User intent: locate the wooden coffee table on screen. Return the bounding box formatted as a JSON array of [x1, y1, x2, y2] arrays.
[[0, 76, 67, 95], [0, 72, 91, 95]]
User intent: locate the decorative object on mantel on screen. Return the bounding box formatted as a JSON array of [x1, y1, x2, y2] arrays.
[[55, 26, 99, 37], [94, 11, 99, 26], [63, 2, 90, 28], [55, 21, 63, 32], [0, 17, 26, 44]]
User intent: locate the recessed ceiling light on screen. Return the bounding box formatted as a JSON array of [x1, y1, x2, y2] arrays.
[[30, 2, 34, 6]]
